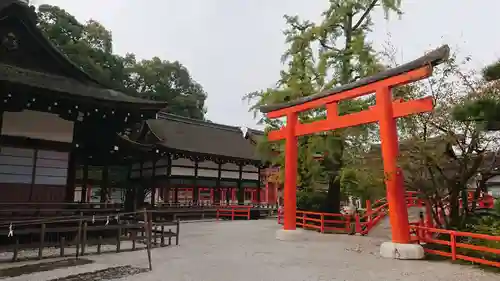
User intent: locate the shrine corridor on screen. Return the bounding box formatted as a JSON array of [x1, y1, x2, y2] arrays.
[[3, 220, 497, 281]]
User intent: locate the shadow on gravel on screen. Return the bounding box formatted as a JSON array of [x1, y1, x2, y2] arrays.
[[47, 265, 149, 281], [0, 258, 93, 278]]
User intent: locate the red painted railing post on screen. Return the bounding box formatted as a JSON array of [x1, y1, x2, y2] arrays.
[[366, 200, 372, 222], [247, 208, 250, 220], [320, 213, 324, 233], [355, 214, 361, 234], [425, 203, 433, 229], [418, 215, 425, 240], [450, 232, 457, 261], [231, 207, 235, 221]]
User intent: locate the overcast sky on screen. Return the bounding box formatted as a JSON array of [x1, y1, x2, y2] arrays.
[[36, 0, 500, 130]]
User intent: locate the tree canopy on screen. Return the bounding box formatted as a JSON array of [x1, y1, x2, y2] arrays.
[[36, 4, 207, 120], [245, 0, 402, 212]]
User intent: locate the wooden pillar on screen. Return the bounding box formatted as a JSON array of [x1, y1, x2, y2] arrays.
[[283, 112, 298, 230], [215, 162, 222, 204], [376, 87, 410, 244], [65, 151, 76, 202], [150, 159, 157, 207], [193, 159, 199, 204], [139, 160, 144, 207], [256, 166, 262, 203], [166, 154, 172, 203], [237, 164, 244, 205], [171, 158, 178, 203], [64, 125, 78, 202], [28, 149, 38, 202], [82, 163, 89, 202], [100, 165, 109, 203]]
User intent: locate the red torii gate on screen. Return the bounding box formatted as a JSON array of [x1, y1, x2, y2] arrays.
[[260, 45, 449, 248]]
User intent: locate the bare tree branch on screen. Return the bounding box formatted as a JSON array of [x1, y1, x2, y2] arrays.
[[352, 0, 379, 31]]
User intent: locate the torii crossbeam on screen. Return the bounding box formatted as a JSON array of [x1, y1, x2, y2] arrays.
[[260, 45, 450, 256]]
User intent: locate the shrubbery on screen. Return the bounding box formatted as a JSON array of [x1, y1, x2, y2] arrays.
[[296, 191, 327, 212]]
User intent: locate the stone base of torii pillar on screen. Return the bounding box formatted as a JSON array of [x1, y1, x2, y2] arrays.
[[380, 242, 425, 260], [275, 229, 309, 241]]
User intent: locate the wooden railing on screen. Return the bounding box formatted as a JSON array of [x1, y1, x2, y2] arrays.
[[216, 206, 251, 221], [296, 210, 351, 233], [411, 224, 500, 268], [0, 210, 180, 263]]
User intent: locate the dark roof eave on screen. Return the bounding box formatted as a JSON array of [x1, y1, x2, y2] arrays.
[[155, 145, 263, 165], [0, 0, 165, 110], [259, 45, 450, 113], [0, 63, 167, 110]]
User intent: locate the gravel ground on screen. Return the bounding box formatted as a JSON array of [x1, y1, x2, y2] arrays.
[[3, 219, 499, 281]]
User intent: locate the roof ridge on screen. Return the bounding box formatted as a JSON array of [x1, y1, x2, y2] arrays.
[[157, 112, 262, 134]]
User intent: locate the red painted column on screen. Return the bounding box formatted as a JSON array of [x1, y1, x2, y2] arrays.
[[265, 181, 269, 204], [283, 112, 298, 230], [376, 87, 410, 244]]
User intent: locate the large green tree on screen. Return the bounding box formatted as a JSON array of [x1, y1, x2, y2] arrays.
[[36, 4, 207, 120], [246, 0, 401, 212], [124, 56, 207, 120]]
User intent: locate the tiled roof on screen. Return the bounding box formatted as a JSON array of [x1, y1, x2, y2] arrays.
[[147, 113, 263, 161]]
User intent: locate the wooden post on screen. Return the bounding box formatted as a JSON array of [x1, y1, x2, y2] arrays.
[[143, 208, 153, 271], [12, 239, 19, 262], [132, 230, 137, 250], [376, 87, 410, 244], [81, 221, 88, 256], [320, 214, 324, 233], [193, 159, 199, 205], [237, 164, 243, 205], [283, 112, 298, 230], [366, 200, 372, 222], [97, 236, 102, 254], [116, 226, 121, 252], [82, 164, 89, 202], [151, 159, 157, 207], [60, 237, 65, 257], [160, 225, 165, 247], [450, 232, 457, 261], [75, 216, 82, 259], [175, 219, 180, 246], [38, 223, 46, 260]]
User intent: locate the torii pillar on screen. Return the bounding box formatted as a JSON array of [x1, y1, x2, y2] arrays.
[[260, 45, 450, 259]]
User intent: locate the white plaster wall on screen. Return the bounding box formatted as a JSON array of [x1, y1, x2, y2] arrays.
[[2, 110, 74, 143]]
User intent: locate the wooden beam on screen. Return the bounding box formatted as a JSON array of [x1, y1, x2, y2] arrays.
[[266, 66, 432, 118], [268, 96, 433, 141]]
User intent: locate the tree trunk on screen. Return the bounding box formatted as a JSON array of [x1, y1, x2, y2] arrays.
[[323, 173, 341, 213], [321, 11, 353, 214], [448, 183, 460, 228]]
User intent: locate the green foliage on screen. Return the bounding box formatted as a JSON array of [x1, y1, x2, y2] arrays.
[[460, 216, 500, 264], [244, 0, 401, 213], [451, 59, 500, 130], [296, 190, 327, 212], [36, 4, 207, 119], [124, 57, 207, 119], [482, 60, 500, 82]]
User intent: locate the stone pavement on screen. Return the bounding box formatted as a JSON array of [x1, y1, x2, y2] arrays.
[[5, 219, 499, 281]]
